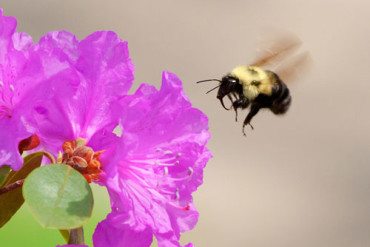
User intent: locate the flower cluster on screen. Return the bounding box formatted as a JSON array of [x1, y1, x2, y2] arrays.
[[0, 9, 211, 247]]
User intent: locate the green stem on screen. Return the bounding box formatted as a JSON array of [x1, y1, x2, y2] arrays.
[[68, 227, 85, 245]]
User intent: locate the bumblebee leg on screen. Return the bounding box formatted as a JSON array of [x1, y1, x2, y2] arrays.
[[222, 93, 238, 111], [231, 94, 239, 121], [227, 94, 234, 104], [242, 104, 260, 136], [219, 95, 233, 110], [232, 98, 249, 122], [231, 97, 238, 121]]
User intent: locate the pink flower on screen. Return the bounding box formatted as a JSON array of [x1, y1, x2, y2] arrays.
[[92, 72, 211, 247], [1, 12, 211, 245], [29, 31, 211, 245]]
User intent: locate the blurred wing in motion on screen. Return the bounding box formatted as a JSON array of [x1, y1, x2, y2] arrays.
[[251, 34, 302, 68], [275, 51, 313, 83]]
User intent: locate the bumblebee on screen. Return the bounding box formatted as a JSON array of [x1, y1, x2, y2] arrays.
[[197, 35, 310, 135]]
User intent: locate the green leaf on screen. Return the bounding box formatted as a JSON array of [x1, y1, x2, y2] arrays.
[[23, 164, 94, 229], [0, 152, 43, 228], [0, 166, 11, 187]]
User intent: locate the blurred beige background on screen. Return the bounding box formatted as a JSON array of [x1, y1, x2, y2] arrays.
[[2, 0, 370, 246]]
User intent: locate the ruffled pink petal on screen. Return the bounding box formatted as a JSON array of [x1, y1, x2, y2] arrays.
[[0, 9, 40, 169], [99, 71, 211, 246], [28, 31, 134, 154], [0, 9, 17, 64], [76, 31, 134, 139], [12, 32, 33, 51], [93, 213, 153, 247]]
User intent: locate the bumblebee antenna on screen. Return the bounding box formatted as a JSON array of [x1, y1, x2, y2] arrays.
[[196, 79, 221, 83], [206, 85, 221, 94]]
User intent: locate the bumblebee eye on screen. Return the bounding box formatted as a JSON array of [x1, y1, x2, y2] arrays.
[[222, 76, 238, 85], [251, 80, 261, 86], [229, 77, 238, 83]]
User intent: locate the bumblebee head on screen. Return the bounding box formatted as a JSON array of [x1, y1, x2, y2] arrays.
[[216, 75, 241, 109], [196, 76, 242, 110]]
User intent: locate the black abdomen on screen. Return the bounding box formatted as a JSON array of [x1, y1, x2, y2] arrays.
[[270, 78, 291, 115]]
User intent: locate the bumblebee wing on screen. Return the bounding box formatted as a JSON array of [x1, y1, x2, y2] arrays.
[[251, 35, 302, 67], [275, 51, 313, 83]]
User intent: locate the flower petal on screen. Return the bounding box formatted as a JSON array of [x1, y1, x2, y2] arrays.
[[0, 9, 39, 169], [93, 213, 153, 247], [0, 120, 23, 170], [28, 31, 134, 154], [101, 71, 211, 245], [0, 9, 17, 64], [76, 31, 134, 139]]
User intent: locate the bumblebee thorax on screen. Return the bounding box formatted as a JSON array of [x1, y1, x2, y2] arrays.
[[231, 66, 267, 82], [230, 66, 273, 100]]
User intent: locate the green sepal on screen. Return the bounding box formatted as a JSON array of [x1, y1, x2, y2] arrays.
[[0, 152, 43, 228], [23, 164, 94, 229]]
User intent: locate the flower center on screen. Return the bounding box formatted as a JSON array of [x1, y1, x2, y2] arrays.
[[60, 138, 104, 183]]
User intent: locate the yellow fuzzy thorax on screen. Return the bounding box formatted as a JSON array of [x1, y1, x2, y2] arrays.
[[230, 66, 273, 100]]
